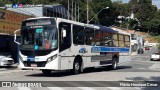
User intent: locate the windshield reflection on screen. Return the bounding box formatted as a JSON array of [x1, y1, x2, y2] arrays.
[[21, 25, 58, 50]]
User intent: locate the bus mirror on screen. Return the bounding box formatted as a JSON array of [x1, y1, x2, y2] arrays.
[[62, 29, 66, 37], [14, 29, 21, 45]]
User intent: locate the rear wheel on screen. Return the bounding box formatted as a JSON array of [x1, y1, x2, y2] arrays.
[[72, 60, 83, 74], [111, 57, 118, 70], [42, 70, 51, 76]]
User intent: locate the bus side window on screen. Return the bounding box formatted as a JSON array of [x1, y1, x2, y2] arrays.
[[95, 30, 103, 46], [73, 25, 84, 45], [59, 22, 71, 52]]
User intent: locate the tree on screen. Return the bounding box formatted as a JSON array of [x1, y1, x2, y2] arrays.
[[111, 2, 130, 27], [89, 0, 113, 25], [129, 0, 158, 34], [129, 0, 138, 13]]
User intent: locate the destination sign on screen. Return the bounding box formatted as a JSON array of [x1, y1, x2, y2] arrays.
[[25, 19, 52, 26]]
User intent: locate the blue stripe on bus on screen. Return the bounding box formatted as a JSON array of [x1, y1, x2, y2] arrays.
[[91, 47, 130, 53]]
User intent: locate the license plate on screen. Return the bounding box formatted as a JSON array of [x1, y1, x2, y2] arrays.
[[31, 64, 37, 67]]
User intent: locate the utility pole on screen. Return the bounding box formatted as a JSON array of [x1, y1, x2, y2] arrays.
[[72, 0, 73, 20], [75, 1, 77, 21], [68, 0, 70, 20], [78, 2, 79, 22], [87, 0, 89, 24]]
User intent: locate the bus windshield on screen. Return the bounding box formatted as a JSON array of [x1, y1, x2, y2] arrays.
[[21, 25, 58, 50]]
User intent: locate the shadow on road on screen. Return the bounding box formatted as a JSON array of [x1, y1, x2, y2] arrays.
[[25, 65, 131, 77], [0, 66, 17, 69]]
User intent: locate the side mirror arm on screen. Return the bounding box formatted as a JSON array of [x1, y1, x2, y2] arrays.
[[14, 29, 21, 45]]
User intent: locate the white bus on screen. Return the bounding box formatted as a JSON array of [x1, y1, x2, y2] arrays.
[[14, 17, 131, 75]]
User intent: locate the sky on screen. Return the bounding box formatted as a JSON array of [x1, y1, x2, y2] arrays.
[[111, 0, 160, 9]]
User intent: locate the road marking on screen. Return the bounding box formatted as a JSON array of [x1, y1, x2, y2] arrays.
[[0, 70, 29, 76], [47, 87, 65, 90], [132, 60, 156, 64], [137, 68, 146, 69], [107, 87, 121, 90], [149, 63, 160, 69], [134, 87, 142, 90], [77, 87, 95, 90], [135, 56, 150, 57], [64, 82, 95, 90], [17, 87, 32, 90], [0, 68, 8, 71], [43, 81, 65, 90]]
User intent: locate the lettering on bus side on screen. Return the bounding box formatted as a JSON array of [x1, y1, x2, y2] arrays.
[[91, 47, 101, 53], [0, 12, 5, 19]]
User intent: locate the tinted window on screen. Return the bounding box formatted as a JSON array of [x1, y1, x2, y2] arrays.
[[73, 25, 84, 45], [95, 30, 103, 46], [59, 22, 71, 52], [84, 28, 95, 45]]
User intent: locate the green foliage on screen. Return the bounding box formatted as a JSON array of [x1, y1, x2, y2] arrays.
[[0, 0, 160, 35], [90, 0, 112, 25], [129, 0, 139, 13]]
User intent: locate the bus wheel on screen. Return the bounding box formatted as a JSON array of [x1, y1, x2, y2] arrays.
[[72, 60, 82, 74], [112, 57, 118, 70], [42, 70, 51, 76]]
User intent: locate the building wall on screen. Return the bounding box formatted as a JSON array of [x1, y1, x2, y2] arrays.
[[7, 7, 43, 17]]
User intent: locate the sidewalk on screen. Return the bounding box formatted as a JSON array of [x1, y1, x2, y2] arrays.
[[131, 52, 137, 56]]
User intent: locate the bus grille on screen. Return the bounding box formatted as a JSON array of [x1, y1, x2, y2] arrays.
[[23, 61, 46, 67]]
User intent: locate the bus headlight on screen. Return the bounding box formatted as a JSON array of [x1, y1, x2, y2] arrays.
[[47, 54, 57, 63]]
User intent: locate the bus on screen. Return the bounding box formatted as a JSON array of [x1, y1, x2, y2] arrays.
[[14, 17, 131, 75]]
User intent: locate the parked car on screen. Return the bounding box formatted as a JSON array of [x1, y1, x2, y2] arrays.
[[150, 53, 160, 61], [148, 44, 153, 47], [137, 48, 144, 54], [0, 53, 14, 66], [145, 46, 150, 50]]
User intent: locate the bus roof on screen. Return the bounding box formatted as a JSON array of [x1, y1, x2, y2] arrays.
[[57, 18, 118, 33], [24, 17, 118, 33], [24, 17, 52, 21], [98, 26, 118, 33]]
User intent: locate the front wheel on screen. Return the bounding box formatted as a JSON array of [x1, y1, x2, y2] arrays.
[[112, 58, 118, 70], [42, 70, 51, 76], [72, 60, 83, 74]]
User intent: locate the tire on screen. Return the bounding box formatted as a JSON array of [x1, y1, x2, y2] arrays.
[[111, 57, 118, 70], [42, 70, 51, 76], [72, 60, 83, 74]]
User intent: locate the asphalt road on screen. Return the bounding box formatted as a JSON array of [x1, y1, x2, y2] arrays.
[[0, 46, 160, 90]]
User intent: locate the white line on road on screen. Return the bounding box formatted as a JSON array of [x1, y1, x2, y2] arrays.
[[47, 87, 65, 90], [149, 63, 160, 69], [77, 87, 95, 90], [17, 87, 32, 90], [86, 81, 122, 90], [132, 60, 157, 63], [0, 68, 8, 71], [133, 56, 150, 57], [64, 82, 95, 90], [0, 70, 30, 76], [107, 87, 121, 90]]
